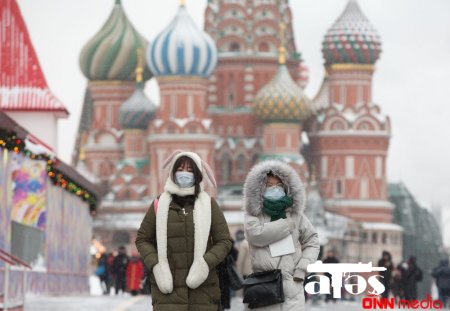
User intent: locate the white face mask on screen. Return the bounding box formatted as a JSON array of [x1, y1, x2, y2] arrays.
[[175, 171, 195, 188], [263, 185, 286, 201]]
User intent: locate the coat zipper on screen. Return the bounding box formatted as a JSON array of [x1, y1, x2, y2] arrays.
[[181, 205, 191, 308]]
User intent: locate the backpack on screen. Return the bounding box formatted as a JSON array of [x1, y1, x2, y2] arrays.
[[95, 264, 106, 277]]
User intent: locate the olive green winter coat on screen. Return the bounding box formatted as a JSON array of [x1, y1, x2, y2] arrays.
[[136, 197, 232, 311]]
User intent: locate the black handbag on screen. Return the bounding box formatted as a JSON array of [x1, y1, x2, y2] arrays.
[[226, 255, 244, 290], [243, 257, 284, 309]]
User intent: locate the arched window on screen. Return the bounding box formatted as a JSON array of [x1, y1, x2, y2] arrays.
[[372, 232, 378, 243], [259, 42, 269, 52], [252, 154, 259, 166], [221, 153, 232, 184], [236, 154, 246, 175], [226, 84, 235, 108], [99, 161, 110, 177], [335, 180, 342, 196], [230, 42, 240, 52]]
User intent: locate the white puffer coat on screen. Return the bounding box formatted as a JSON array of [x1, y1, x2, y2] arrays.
[[243, 160, 320, 311]]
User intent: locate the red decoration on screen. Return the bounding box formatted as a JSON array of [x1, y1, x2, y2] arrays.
[[0, 0, 68, 116]]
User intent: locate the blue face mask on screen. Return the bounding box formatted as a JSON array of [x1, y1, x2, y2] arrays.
[[263, 185, 286, 201], [175, 171, 195, 188]]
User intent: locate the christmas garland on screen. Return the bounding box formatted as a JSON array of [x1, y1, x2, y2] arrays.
[[0, 128, 97, 210]]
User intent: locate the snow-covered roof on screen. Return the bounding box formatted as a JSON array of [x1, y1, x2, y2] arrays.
[[93, 213, 146, 230], [312, 77, 329, 111], [223, 211, 245, 225], [0, 0, 68, 117], [361, 222, 404, 232]]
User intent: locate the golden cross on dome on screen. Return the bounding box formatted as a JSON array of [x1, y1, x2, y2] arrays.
[[136, 48, 144, 83], [278, 23, 286, 65]]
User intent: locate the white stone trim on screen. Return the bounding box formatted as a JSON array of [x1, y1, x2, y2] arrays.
[[148, 133, 217, 142], [309, 130, 390, 137], [324, 199, 395, 209], [362, 222, 404, 232]]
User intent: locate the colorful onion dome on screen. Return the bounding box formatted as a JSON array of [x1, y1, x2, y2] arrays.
[[147, 2, 218, 77], [253, 65, 312, 123], [322, 0, 382, 66], [79, 0, 152, 81], [119, 83, 156, 129]]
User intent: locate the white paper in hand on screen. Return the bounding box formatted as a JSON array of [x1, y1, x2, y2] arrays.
[[269, 234, 295, 257]]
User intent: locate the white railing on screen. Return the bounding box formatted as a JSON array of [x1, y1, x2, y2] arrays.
[[0, 249, 31, 311]]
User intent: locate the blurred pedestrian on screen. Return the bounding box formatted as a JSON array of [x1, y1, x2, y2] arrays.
[[127, 253, 144, 296], [135, 151, 232, 310], [378, 250, 394, 298], [391, 267, 402, 303], [398, 256, 422, 300], [113, 246, 129, 295], [96, 252, 110, 295], [218, 241, 239, 309], [243, 160, 320, 311], [323, 249, 339, 303], [106, 252, 115, 292], [432, 258, 450, 307]]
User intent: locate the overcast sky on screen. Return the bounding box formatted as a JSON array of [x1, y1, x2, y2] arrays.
[[16, 0, 450, 209]]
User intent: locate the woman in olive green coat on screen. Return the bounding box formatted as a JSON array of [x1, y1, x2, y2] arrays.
[[136, 151, 232, 311]]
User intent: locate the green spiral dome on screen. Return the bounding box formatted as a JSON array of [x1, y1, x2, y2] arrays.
[[79, 0, 152, 81]]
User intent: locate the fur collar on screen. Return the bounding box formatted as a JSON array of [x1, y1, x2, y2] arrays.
[[243, 160, 306, 217]]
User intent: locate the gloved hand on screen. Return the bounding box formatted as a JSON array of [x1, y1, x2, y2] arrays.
[[186, 257, 210, 289]]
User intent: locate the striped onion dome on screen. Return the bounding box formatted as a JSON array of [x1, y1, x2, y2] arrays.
[[119, 83, 156, 129], [253, 64, 312, 123], [147, 3, 218, 77], [79, 0, 152, 81], [322, 0, 382, 66]]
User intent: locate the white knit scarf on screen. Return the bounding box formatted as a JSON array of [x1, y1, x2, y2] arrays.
[[155, 176, 211, 286]]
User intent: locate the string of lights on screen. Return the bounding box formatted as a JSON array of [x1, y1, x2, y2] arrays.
[[0, 128, 97, 209]]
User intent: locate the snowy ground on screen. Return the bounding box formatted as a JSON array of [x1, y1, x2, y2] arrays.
[[24, 295, 441, 311], [23, 296, 438, 311], [21, 276, 435, 311]]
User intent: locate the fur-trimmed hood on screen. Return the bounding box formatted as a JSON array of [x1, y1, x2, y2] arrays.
[[243, 160, 306, 217]]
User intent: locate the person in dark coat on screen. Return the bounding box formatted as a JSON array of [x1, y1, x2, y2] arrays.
[[217, 240, 238, 309], [323, 250, 339, 303], [398, 256, 422, 300], [113, 246, 129, 295], [96, 253, 110, 295], [135, 151, 232, 311], [378, 250, 394, 298], [391, 267, 402, 303], [432, 259, 450, 307]]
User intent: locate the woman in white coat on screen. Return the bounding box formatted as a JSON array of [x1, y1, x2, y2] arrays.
[[243, 160, 320, 311]]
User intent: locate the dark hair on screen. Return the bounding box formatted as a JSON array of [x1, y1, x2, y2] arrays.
[[266, 171, 286, 192], [171, 156, 203, 197]]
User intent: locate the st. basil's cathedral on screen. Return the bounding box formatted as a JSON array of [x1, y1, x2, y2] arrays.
[[0, 0, 445, 298], [72, 0, 407, 266]]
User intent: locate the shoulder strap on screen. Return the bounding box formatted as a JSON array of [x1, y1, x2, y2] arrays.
[[276, 256, 283, 269], [153, 198, 159, 215]]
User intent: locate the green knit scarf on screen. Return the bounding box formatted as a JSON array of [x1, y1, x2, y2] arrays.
[[262, 195, 294, 221]]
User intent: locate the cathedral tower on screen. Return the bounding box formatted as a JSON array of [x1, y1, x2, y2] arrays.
[[204, 0, 307, 185], [147, 1, 218, 195], [309, 0, 393, 223], [75, 0, 152, 194], [253, 24, 312, 180]]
